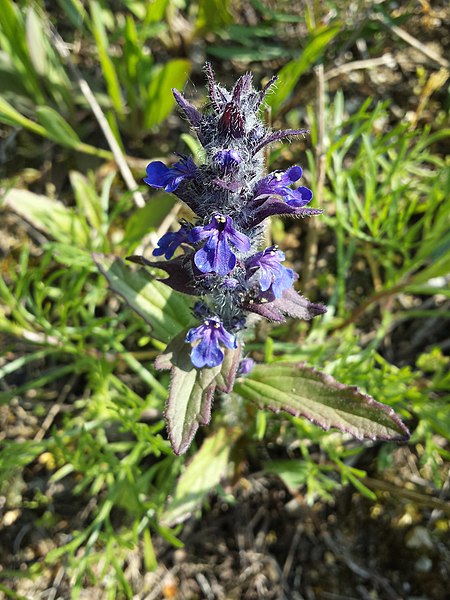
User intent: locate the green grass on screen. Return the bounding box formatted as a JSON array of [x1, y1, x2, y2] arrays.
[[1, 0, 449, 597]]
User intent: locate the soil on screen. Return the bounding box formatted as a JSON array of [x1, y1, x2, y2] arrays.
[[1, 2, 449, 599]]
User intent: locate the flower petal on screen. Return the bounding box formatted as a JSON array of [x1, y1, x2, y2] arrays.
[[144, 157, 197, 193], [214, 149, 242, 173], [194, 234, 236, 275], [189, 222, 216, 243], [191, 335, 224, 368], [258, 266, 274, 291], [152, 226, 189, 259], [229, 227, 251, 252], [285, 186, 313, 207], [186, 324, 205, 344], [286, 165, 303, 182], [217, 327, 238, 350], [271, 266, 295, 298], [144, 161, 172, 189]]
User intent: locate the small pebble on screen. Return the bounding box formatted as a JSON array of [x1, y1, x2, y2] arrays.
[[415, 556, 432, 573], [405, 526, 434, 550]]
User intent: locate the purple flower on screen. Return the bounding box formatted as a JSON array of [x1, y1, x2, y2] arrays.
[[152, 224, 190, 259], [253, 166, 313, 207], [246, 246, 295, 298], [144, 156, 197, 193], [213, 149, 242, 174], [238, 357, 255, 375], [189, 214, 251, 276], [186, 317, 237, 368]]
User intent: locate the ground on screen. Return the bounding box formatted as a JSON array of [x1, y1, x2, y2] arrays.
[[1, 1, 449, 599]]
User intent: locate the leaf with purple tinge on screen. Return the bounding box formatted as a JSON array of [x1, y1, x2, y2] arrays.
[[246, 287, 326, 322], [245, 196, 323, 228], [155, 332, 242, 455], [272, 287, 327, 320], [172, 88, 202, 127], [93, 254, 194, 343], [126, 253, 199, 296], [235, 363, 410, 441]]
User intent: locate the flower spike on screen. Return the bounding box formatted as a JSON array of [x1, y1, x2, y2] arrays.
[[140, 68, 323, 370]]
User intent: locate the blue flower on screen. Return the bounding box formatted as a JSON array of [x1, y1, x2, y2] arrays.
[[144, 156, 197, 193], [254, 166, 313, 207], [238, 357, 255, 375], [246, 245, 295, 298], [186, 317, 237, 368], [213, 149, 242, 174], [152, 224, 190, 259], [189, 214, 251, 276]]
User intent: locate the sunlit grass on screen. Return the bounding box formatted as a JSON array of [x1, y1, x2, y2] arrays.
[[1, 0, 449, 597]]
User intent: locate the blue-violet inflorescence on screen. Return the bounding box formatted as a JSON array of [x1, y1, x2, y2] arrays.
[[138, 64, 326, 369]]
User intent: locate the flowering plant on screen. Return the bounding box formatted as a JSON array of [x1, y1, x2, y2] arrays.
[[99, 65, 409, 454]]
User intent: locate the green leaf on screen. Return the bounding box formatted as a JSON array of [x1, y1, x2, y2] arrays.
[[342, 469, 377, 500], [0, 441, 46, 490], [250, 0, 303, 22], [142, 528, 157, 572], [162, 426, 239, 525], [196, 0, 233, 31], [123, 193, 176, 246], [263, 459, 310, 493], [89, 0, 124, 117], [3, 188, 89, 245], [25, 7, 48, 76], [55, 0, 88, 28], [0, 99, 111, 159], [69, 171, 103, 230], [92, 254, 194, 343], [143, 0, 170, 23], [207, 45, 290, 61], [235, 363, 410, 441], [180, 134, 206, 163], [36, 106, 81, 147], [155, 332, 242, 455], [267, 23, 341, 114], [144, 59, 191, 129], [0, 96, 46, 134], [0, 0, 44, 102], [47, 243, 94, 268]]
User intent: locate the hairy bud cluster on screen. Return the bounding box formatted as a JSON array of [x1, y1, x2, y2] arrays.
[[129, 64, 326, 369]]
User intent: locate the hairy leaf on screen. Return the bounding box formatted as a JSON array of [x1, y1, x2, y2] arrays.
[[156, 333, 242, 454], [235, 363, 409, 441]]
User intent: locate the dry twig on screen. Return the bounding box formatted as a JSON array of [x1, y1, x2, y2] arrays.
[[374, 14, 449, 68]]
